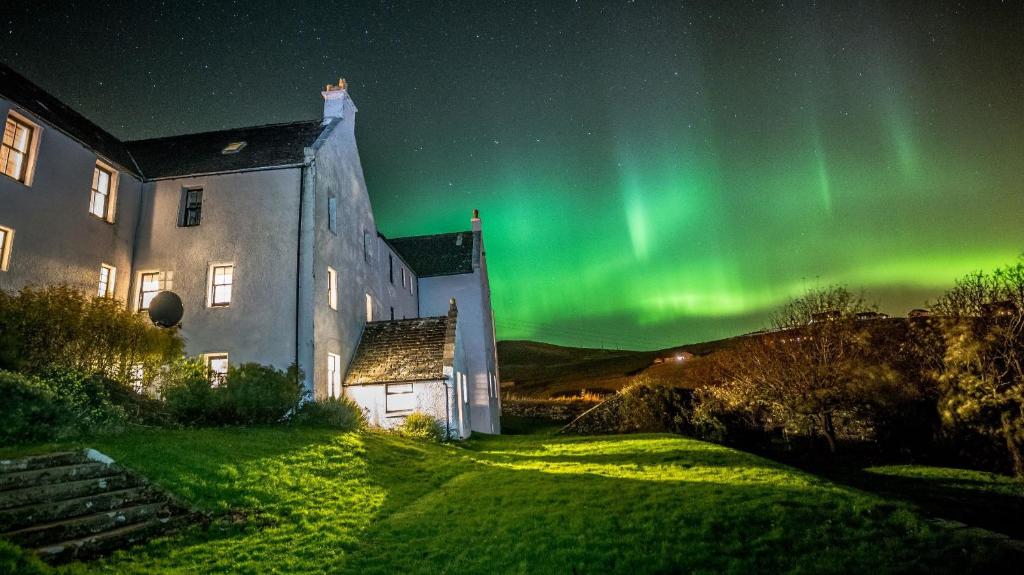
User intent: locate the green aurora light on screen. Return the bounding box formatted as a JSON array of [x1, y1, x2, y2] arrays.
[[4, 2, 1021, 349]]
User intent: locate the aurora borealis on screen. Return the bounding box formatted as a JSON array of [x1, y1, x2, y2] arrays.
[[3, 1, 1023, 349]]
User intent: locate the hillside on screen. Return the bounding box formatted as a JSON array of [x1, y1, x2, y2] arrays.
[[497, 336, 744, 397], [1, 427, 1018, 574]]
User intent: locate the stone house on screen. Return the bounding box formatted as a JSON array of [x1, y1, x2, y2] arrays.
[[0, 63, 500, 435]]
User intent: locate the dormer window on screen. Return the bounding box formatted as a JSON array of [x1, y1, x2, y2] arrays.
[[221, 141, 246, 154]]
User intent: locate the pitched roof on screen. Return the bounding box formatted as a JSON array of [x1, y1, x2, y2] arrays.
[[0, 62, 138, 174], [126, 120, 325, 180], [345, 317, 451, 385], [387, 231, 474, 277]]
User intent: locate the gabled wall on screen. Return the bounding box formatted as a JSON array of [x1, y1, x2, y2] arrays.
[[309, 104, 418, 398], [419, 271, 501, 434]]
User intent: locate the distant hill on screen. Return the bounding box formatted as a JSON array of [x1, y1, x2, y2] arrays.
[[497, 336, 744, 398]]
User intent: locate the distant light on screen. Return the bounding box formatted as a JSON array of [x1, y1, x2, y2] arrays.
[[675, 355, 683, 362]]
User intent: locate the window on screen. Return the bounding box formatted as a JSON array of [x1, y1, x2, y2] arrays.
[[221, 141, 246, 154], [401, 267, 407, 288], [327, 197, 337, 233], [460, 373, 468, 403], [327, 352, 341, 398], [205, 353, 229, 386], [98, 264, 116, 297], [89, 163, 117, 222], [0, 225, 12, 271], [1, 114, 34, 182], [365, 293, 373, 322], [138, 271, 160, 310], [209, 264, 234, 307], [327, 266, 338, 310], [385, 383, 415, 413], [179, 188, 202, 227], [389, 254, 394, 284], [390, 306, 395, 320], [363, 231, 372, 262]]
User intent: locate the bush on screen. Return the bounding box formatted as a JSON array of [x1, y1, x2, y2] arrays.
[[162, 358, 224, 425], [224, 363, 303, 424], [398, 412, 445, 442], [162, 361, 303, 426], [560, 378, 693, 435], [0, 285, 183, 390], [0, 368, 129, 444], [292, 397, 366, 431]]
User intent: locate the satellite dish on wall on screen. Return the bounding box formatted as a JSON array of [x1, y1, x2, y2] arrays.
[[148, 291, 184, 328]]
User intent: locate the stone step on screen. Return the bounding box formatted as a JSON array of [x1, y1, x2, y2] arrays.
[[2, 501, 173, 548], [34, 515, 188, 564], [0, 473, 138, 510], [0, 462, 111, 492], [0, 486, 157, 531], [0, 452, 89, 474]]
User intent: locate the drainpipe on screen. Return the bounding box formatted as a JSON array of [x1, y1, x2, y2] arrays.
[[443, 376, 452, 441], [296, 154, 317, 398]]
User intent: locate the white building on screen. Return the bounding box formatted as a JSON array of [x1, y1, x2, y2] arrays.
[[0, 64, 500, 435]]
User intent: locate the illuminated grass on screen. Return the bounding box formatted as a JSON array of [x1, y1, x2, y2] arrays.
[[0, 428, 1018, 574]]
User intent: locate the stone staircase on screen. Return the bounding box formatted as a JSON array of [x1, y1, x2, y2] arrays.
[[0, 449, 195, 563]]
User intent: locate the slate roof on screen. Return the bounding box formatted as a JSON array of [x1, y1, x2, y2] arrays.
[[345, 317, 450, 385], [387, 231, 474, 277], [125, 120, 325, 180], [1, 61, 326, 181], [0, 62, 138, 174]]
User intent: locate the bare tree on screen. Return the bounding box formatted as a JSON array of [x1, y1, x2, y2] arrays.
[[700, 286, 904, 452]]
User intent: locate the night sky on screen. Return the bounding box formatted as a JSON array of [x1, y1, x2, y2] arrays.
[[3, 1, 1023, 349]]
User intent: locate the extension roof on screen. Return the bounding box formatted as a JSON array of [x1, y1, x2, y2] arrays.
[[1, 61, 326, 180], [125, 121, 325, 179], [387, 231, 474, 277], [0, 62, 137, 174], [345, 317, 451, 385]]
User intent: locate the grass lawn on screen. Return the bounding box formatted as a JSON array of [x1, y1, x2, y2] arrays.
[[1, 426, 1020, 574]]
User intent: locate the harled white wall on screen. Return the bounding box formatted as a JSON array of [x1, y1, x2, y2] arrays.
[[0, 100, 142, 303]]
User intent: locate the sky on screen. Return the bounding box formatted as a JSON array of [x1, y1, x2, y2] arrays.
[[2, 1, 1023, 349]]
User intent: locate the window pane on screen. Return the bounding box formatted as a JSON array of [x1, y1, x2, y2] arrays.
[[214, 284, 231, 304], [95, 168, 110, 193], [2, 120, 14, 146], [90, 191, 106, 217], [12, 124, 31, 152]]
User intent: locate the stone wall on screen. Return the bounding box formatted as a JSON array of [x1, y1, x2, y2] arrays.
[[501, 398, 596, 422]]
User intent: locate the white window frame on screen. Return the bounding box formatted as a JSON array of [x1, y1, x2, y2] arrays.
[[98, 263, 116, 298], [327, 352, 341, 398], [208, 263, 234, 308], [204, 353, 229, 387], [1, 110, 41, 186], [89, 160, 118, 223], [137, 270, 161, 311], [365, 293, 373, 322], [327, 266, 338, 310], [0, 225, 13, 272], [385, 383, 415, 414]]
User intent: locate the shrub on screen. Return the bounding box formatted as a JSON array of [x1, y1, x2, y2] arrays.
[[0, 285, 183, 390], [0, 368, 129, 444], [223, 363, 303, 425], [162, 358, 224, 425], [292, 396, 366, 431], [163, 361, 304, 426], [398, 412, 445, 442]]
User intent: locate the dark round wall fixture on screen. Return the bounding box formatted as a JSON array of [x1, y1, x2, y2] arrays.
[[148, 291, 184, 328]]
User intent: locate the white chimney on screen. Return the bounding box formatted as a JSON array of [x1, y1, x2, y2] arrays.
[[321, 78, 357, 125], [471, 208, 482, 232]]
